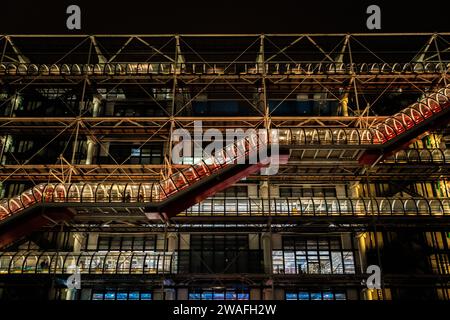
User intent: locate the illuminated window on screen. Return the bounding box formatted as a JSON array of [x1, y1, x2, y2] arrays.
[[273, 237, 355, 275], [91, 290, 152, 301], [189, 288, 249, 300], [285, 291, 346, 300]]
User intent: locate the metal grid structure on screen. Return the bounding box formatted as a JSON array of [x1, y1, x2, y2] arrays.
[[0, 33, 450, 301]]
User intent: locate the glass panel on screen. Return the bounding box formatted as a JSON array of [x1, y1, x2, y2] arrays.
[[160, 179, 177, 197], [104, 292, 116, 300], [92, 293, 104, 300], [129, 292, 139, 300], [54, 184, 67, 202], [141, 293, 152, 300], [182, 167, 199, 182], [298, 292, 310, 300], [67, 183, 81, 202], [331, 252, 343, 274], [286, 293, 297, 300], [116, 292, 128, 300], [284, 252, 296, 274], [170, 172, 188, 190], [21, 189, 36, 208]]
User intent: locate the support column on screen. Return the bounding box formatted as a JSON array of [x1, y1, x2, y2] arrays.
[[259, 182, 269, 198], [73, 233, 86, 252], [340, 92, 349, 116], [65, 288, 77, 300], [349, 181, 360, 198], [92, 95, 102, 117], [164, 288, 176, 300], [85, 96, 101, 164], [261, 233, 272, 274], [263, 286, 274, 300], [85, 137, 96, 165], [167, 232, 178, 252], [356, 233, 368, 274], [250, 288, 261, 300], [177, 288, 188, 300], [66, 232, 86, 300]]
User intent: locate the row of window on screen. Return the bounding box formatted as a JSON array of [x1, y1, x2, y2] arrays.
[[91, 290, 346, 300], [97, 235, 159, 252], [285, 291, 346, 300], [361, 181, 450, 198], [188, 289, 250, 300], [429, 254, 450, 274], [280, 187, 337, 198], [92, 291, 152, 301], [88, 289, 348, 301]]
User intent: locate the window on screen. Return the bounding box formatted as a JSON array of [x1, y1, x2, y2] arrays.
[[180, 235, 262, 273], [96, 235, 157, 251], [189, 288, 249, 300], [91, 290, 152, 301], [213, 186, 248, 198], [429, 254, 450, 274], [273, 236, 356, 275], [285, 291, 346, 300], [130, 145, 163, 164], [107, 143, 163, 164], [17, 140, 34, 153], [6, 183, 27, 198], [279, 187, 337, 197]]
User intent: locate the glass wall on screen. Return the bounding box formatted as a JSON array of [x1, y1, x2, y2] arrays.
[[178, 235, 263, 274], [273, 237, 356, 275]]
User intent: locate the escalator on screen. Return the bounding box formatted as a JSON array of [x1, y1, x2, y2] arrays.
[[359, 84, 450, 164], [0, 131, 288, 247]]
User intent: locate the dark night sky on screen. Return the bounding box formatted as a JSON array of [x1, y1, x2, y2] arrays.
[[0, 0, 449, 34]]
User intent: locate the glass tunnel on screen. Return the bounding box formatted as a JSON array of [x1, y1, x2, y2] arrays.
[[0, 84, 449, 221], [0, 251, 176, 275], [0, 131, 266, 220], [1, 62, 449, 76], [180, 197, 450, 217], [384, 148, 450, 164]]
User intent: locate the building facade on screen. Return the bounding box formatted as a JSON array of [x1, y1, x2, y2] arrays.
[[0, 34, 449, 301]]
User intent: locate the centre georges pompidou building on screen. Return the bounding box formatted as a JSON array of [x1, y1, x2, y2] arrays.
[[0, 33, 449, 301]]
